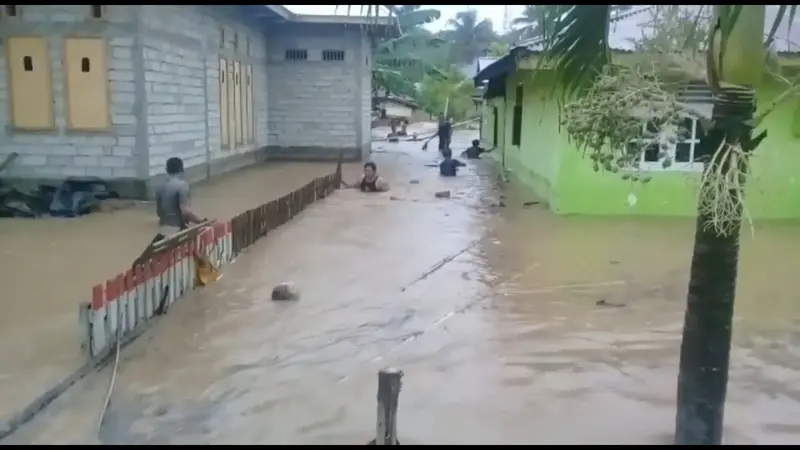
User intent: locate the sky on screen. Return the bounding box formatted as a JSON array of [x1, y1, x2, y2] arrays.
[[284, 5, 525, 33]]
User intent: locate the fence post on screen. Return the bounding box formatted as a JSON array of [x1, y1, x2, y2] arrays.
[[375, 368, 403, 445]]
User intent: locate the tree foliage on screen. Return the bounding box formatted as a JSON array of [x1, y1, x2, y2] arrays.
[[371, 6, 445, 99], [538, 5, 800, 234], [438, 10, 497, 65], [417, 69, 477, 121], [339, 4, 505, 117]]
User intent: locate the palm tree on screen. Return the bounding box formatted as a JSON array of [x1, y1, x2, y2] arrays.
[[511, 5, 555, 42], [487, 42, 510, 57], [536, 4, 797, 444], [441, 10, 497, 65]]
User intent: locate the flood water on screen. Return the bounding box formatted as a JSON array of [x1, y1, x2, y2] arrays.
[[0, 160, 361, 427], [3, 127, 800, 444]]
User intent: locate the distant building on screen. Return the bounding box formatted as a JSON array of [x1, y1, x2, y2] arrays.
[[374, 96, 420, 120]]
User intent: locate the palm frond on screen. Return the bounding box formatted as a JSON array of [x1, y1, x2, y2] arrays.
[[539, 5, 613, 100], [395, 8, 440, 29]]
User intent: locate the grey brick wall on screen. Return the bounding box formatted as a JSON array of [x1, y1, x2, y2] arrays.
[[0, 5, 374, 196], [265, 23, 371, 160], [140, 5, 268, 180], [0, 5, 139, 182]]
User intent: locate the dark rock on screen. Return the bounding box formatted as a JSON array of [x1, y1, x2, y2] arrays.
[[409, 179, 420, 184], [271, 283, 299, 301], [435, 190, 451, 199]]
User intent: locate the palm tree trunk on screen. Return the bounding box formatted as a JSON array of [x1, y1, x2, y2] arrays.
[[674, 87, 756, 445]]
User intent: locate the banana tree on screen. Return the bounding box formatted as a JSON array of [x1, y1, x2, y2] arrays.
[[538, 4, 798, 445], [372, 26, 446, 96]]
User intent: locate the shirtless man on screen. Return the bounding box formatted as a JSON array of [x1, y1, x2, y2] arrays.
[[342, 161, 390, 192]]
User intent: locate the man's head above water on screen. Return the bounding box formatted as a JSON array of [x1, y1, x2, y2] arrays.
[[363, 161, 377, 180], [165, 157, 184, 176]]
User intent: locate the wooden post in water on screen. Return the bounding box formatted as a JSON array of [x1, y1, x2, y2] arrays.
[[375, 368, 403, 445]]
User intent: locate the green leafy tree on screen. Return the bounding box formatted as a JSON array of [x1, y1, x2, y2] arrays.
[[537, 4, 800, 444], [511, 5, 558, 42], [439, 10, 497, 65], [417, 68, 477, 121], [369, 6, 445, 100], [486, 42, 510, 57]]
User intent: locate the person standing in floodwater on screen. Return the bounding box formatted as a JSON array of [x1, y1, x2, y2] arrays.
[[342, 161, 390, 192], [435, 114, 453, 154], [153, 157, 206, 243], [423, 114, 452, 154]]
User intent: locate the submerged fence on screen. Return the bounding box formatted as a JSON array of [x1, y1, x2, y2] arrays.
[[80, 163, 343, 359]]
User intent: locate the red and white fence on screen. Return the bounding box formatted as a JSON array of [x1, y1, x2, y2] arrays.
[[77, 169, 341, 360]]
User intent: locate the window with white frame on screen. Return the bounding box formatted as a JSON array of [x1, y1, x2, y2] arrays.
[[626, 110, 708, 172]]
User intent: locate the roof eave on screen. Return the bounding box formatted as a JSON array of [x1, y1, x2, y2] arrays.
[[263, 5, 295, 21], [472, 48, 532, 87]]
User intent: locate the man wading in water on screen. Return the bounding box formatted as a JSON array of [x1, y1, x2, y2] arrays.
[[342, 161, 390, 192], [153, 157, 206, 243], [422, 114, 452, 155]]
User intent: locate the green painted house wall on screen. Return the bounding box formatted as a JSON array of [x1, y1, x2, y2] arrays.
[[483, 69, 800, 219]]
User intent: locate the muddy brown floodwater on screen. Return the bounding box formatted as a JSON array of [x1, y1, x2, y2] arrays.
[[0, 160, 361, 428], [4, 127, 800, 444]]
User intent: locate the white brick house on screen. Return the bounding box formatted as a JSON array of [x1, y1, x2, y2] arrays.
[[0, 5, 389, 198]]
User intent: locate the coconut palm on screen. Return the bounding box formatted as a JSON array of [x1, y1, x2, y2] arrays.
[[440, 10, 497, 65], [511, 5, 556, 42], [536, 4, 798, 445]]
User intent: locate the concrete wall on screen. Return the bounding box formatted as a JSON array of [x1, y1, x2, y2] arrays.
[[139, 5, 269, 193], [0, 5, 140, 190], [265, 23, 371, 161]]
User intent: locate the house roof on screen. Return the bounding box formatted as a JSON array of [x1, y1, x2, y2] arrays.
[[234, 5, 398, 36], [475, 5, 800, 85], [477, 57, 499, 73]]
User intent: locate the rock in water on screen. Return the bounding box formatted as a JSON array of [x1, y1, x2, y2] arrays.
[[435, 190, 451, 199], [271, 282, 299, 301]]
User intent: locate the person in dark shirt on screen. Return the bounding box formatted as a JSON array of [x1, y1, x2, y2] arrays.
[[439, 149, 466, 177], [463, 139, 493, 160], [423, 114, 452, 154], [342, 161, 390, 192], [437, 116, 452, 154]]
